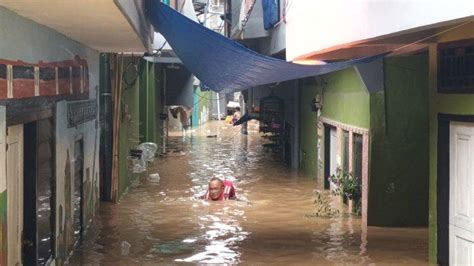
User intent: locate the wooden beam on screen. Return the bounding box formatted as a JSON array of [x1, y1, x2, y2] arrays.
[[294, 44, 428, 61], [110, 53, 124, 203]]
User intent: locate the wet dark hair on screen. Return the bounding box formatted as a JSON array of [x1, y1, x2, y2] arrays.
[[235, 107, 240, 111]]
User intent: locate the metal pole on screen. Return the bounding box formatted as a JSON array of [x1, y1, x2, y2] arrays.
[[204, 0, 209, 27], [162, 68, 167, 154], [216, 92, 221, 120]]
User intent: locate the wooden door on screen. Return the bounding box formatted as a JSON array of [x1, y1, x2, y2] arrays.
[[6, 124, 23, 265]]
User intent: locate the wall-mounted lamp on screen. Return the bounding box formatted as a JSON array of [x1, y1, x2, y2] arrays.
[[311, 94, 323, 112]]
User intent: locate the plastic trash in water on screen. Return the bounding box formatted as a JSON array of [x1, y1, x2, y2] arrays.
[[131, 157, 146, 173], [121, 241, 131, 256], [137, 142, 158, 162], [149, 173, 160, 183]]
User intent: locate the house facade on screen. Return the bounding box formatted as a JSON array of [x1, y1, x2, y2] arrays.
[[0, 1, 153, 264], [229, 0, 473, 264], [285, 1, 473, 264]]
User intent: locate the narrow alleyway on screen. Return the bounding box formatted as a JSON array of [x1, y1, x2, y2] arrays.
[[69, 121, 427, 265]]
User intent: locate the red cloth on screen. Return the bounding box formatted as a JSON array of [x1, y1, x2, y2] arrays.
[[204, 180, 236, 201]]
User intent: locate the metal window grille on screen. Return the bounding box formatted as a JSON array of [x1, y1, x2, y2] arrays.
[[438, 39, 474, 93]]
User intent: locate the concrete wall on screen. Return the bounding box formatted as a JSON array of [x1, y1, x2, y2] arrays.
[[55, 101, 99, 263], [118, 57, 141, 197], [139, 60, 163, 147], [368, 56, 429, 226], [285, 0, 474, 61], [165, 65, 194, 108], [231, 0, 269, 40], [321, 68, 370, 129], [427, 26, 474, 263], [298, 81, 320, 177], [192, 86, 213, 127], [0, 6, 100, 264], [314, 60, 429, 226], [114, 0, 153, 52], [259, 0, 286, 56]]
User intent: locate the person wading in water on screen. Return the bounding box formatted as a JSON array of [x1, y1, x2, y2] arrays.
[[203, 177, 236, 201]]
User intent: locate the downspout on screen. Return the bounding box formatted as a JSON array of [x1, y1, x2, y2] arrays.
[[146, 61, 149, 141]]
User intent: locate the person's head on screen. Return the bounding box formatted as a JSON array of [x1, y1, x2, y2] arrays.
[[208, 177, 224, 200], [235, 107, 240, 112]]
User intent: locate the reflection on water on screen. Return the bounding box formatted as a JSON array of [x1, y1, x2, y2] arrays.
[[69, 121, 427, 265]]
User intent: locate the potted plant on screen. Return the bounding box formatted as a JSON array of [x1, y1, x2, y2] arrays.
[[328, 168, 361, 215]]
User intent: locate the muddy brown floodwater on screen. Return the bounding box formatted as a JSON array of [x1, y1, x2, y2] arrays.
[[69, 121, 428, 265]]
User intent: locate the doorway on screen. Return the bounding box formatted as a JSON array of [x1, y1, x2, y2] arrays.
[[324, 125, 337, 189], [449, 122, 474, 265], [438, 114, 474, 265], [73, 138, 84, 245], [6, 124, 23, 265], [22, 118, 56, 265]]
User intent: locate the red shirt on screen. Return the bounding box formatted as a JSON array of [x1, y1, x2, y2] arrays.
[[204, 180, 236, 201]]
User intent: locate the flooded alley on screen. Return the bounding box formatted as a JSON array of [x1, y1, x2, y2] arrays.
[[69, 121, 427, 265]]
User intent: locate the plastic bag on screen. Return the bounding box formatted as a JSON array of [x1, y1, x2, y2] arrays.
[[137, 142, 158, 162]]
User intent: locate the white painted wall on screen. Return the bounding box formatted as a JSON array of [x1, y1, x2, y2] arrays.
[[285, 0, 474, 61]]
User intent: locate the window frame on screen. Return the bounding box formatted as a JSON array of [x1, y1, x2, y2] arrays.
[[437, 38, 474, 94]]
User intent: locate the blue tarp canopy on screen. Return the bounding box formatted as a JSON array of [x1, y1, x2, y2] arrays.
[[146, 1, 386, 93]]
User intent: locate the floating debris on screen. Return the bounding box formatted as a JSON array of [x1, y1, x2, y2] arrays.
[[121, 241, 131, 256], [150, 240, 196, 255]]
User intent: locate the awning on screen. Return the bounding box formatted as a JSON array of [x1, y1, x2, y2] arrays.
[[146, 1, 387, 93]]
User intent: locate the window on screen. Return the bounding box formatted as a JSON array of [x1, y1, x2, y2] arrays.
[[0, 64, 6, 79], [353, 133, 363, 180], [343, 130, 349, 173], [13, 65, 34, 79], [438, 39, 474, 93], [39, 67, 55, 81], [58, 67, 70, 79]]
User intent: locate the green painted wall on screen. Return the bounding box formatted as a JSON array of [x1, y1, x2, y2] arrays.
[[192, 86, 212, 127], [119, 57, 141, 197], [368, 56, 429, 226], [321, 68, 370, 128], [139, 60, 163, 147], [428, 94, 474, 263], [154, 64, 164, 149], [298, 83, 320, 177], [298, 68, 368, 180], [118, 60, 165, 198]]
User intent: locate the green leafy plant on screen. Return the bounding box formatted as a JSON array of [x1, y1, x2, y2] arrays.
[[328, 168, 361, 215], [305, 190, 340, 218]]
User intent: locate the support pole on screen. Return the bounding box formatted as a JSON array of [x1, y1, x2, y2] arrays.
[[216, 92, 221, 120]]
